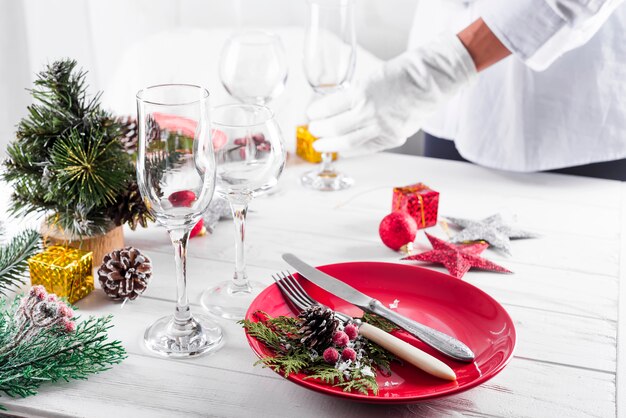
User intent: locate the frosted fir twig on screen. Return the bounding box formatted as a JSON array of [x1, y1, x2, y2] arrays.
[[0, 286, 126, 403]]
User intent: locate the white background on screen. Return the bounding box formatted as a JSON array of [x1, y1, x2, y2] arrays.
[[0, 0, 418, 157]]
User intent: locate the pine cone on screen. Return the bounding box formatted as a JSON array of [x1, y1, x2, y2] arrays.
[[117, 116, 139, 153], [98, 247, 152, 300], [107, 180, 154, 230], [298, 306, 339, 351], [117, 115, 161, 153]]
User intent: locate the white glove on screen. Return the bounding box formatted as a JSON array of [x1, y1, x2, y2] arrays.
[[307, 33, 477, 157]]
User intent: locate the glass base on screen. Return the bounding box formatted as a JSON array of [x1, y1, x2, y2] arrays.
[[144, 314, 223, 358], [201, 280, 266, 320], [300, 168, 353, 191]]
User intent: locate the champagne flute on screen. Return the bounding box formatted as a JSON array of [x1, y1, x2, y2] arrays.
[[300, 0, 356, 191], [136, 84, 223, 357], [220, 30, 288, 105], [201, 104, 286, 320]]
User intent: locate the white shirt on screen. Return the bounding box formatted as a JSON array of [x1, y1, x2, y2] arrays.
[[410, 0, 626, 172]]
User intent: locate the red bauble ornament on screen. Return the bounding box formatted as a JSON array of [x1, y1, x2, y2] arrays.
[[168, 190, 196, 207], [168, 191, 205, 238], [190, 218, 206, 238], [379, 212, 417, 251]]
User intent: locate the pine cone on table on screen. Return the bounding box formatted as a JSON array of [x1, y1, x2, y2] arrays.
[[298, 306, 339, 352], [107, 180, 154, 230], [117, 115, 161, 153], [98, 247, 152, 301], [117, 116, 139, 153]]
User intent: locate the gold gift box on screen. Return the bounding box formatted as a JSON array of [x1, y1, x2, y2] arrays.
[[296, 125, 338, 163], [28, 246, 94, 304]]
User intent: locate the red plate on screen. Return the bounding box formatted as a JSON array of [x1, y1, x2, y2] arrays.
[[244, 262, 516, 403]]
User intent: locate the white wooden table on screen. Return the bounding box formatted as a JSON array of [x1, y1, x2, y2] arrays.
[[2, 154, 623, 417]]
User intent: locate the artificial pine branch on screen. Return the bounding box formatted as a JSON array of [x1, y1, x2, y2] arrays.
[[361, 312, 398, 333], [0, 230, 41, 297], [49, 129, 129, 208], [240, 311, 398, 395], [2, 59, 152, 237], [0, 289, 126, 403]]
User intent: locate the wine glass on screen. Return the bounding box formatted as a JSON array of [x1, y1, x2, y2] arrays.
[[300, 0, 357, 191], [201, 104, 286, 320], [220, 31, 288, 105], [136, 84, 223, 357]]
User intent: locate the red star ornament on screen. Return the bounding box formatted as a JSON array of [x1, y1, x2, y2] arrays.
[[403, 233, 512, 279]]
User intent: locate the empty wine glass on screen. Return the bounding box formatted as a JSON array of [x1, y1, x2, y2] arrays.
[[300, 0, 356, 191], [220, 31, 288, 105], [136, 84, 223, 357], [201, 104, 286, 320]]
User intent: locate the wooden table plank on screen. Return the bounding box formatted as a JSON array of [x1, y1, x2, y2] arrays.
[[40, 287, 616, 376], [0, 154, 621, 416], [3, 353, 614, 418]]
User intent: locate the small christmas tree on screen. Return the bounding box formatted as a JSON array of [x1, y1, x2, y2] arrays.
[[2, 59, 153, 237]]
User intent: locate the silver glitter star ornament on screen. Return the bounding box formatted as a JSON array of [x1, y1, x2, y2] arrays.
[[202, 196, 232, 233], [445, 214, 538, 255]]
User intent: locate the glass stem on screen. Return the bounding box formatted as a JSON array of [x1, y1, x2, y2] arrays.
[[320, 151, 334, 173], [168, 228, 192, 327], [229, 195, 252, 292]]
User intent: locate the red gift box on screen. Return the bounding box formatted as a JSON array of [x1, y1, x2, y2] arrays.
[[392, 183, 439, 229]]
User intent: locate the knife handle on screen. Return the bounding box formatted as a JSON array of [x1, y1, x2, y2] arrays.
[[368, 300, 475, 362], [359, 322, 457, 381]]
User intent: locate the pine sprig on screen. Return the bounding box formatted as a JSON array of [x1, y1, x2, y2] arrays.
[[257, 352, 311, 377], [0, 230, 41, 296], [361, 312, 398, 333], [242, 318, 288, 354], [240, 311, 398, 395], [335, 373, 378, 395], [305, 366, 378, 395], [50, 129, 129, 207], [2, 59, 151, 237], [0, 296, 126, 401]]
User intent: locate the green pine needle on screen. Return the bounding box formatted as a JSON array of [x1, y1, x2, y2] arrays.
[[256, 352, 310, 377], [0, 230, 41, 297], [50, 129, 129, 208], [361, 312, 398, 333], [1, 58, 150, 237], [305, 366, 378, 395], [0, 301, 126, 401], [240, 311, 398, 395]]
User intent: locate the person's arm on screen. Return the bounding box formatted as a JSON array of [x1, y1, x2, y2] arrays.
[[457, 18, 511, 72], [306, 0, 625, 155], [477, 0, 624, 70]]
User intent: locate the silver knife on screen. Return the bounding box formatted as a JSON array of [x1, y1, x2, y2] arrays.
[[282, 253, 475, 362]]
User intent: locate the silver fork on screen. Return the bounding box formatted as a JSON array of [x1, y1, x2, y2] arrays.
[[271, 271, 352, 324], [271, 271, 457, 381]]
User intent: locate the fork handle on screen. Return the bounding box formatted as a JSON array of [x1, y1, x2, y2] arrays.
[[359, 323, 456, 381]]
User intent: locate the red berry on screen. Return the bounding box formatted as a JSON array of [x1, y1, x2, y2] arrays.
[[62, 317, 76, 333], [168, 190, 196, 207], [256, 142, 271, 152], [379, 211, 418, 251], [251, 133, 265, 144], [332, 331, 349, 347], [344, 324, 359, 340], [323, 347, 339, 364], [190, 219, 206, 238], [341, 347, 357, 361]]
